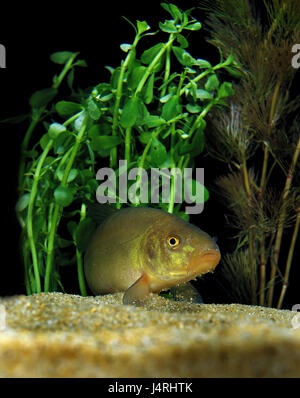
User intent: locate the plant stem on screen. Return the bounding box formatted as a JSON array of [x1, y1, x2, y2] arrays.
[[259, 237, 266, 306], [26, 139, 53, 293], [180, 60, 230, 97], [134, 127, 163, 206], [160, 34, 173, 99], [135, 36, 176, 96], [77, 203, 87, 296], [258, 80, 281, 306], [19, 54, 79, 196], [260, 144, 269, 195], [168, 124, 176, 214], [241, 155, 256, 304], [111, 36, 140, 168], [258, 146, 268, 306], [44, 115, 88, 292], [125, 127, 132, 164], [52, 52, 79, 89], [18, 115, 41, 195], [187, 102, 214, 141], [277, 209, 300, 309], [267, 134, 300, 307], [23, 238, 32, 295]]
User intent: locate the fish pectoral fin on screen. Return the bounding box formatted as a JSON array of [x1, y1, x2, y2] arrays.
[[170, 282, 203, 304], [123, 273, 150, 305]]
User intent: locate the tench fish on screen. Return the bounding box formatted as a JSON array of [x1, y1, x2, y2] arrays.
[[84, 206, 220, 304]]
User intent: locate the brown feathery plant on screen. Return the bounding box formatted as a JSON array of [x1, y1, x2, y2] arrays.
[[200, 0, 300, 308]]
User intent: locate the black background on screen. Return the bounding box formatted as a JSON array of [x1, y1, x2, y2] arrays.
[[0, 0, 298, 309]]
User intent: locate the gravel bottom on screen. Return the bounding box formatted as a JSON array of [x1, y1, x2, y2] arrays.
[[0, 292, 300, 377]]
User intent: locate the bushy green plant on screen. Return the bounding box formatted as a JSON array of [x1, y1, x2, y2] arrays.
[[15, 3, 236, 295]]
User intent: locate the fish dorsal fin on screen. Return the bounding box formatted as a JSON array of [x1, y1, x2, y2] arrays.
[[86, 202, 118, 226]]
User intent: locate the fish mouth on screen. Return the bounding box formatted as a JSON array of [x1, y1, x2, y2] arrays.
[[188, 249, 221, 275]]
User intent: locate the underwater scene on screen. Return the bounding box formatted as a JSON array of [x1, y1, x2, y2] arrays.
[[1, 0, 300, 382]]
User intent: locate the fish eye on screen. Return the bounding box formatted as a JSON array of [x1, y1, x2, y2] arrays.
[[167, 235, 180, 248]]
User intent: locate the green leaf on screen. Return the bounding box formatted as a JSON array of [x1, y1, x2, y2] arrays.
[[196, 89, 213, 100], [224, 66, 243, 78], [88, 99, 101, 120], [185, 22, 202, 31], [149, 137, 168, 167], [159, 20, 178, 33], [172, 46, 195, 66], [217, 82, 235, 98], [56, 168, 78, 183], [56, 101, 82, 116], [54, 185, 74, 207], [110, 66, 121, 89], [24, 149, 39, 158], [67, 68, 75, 89], [179, 126, 205, 157], [161, 3, 182, 21], [139, 131, 152, 145], [224, 52, 235, 66], [29, 87, 58, 108], [137, 20, 150, 35], [96, 93, 113, 102], [186, 103, 202, 113], [141, 43, 164, 64], [136, 100, 150, 125], [196, 59, 212, 68], [53, 132, 68, 155], [160, 93, 173, 103], [74, 59, 88, 68], [16, 193, 30, 212], [75, 218, 96, 253], [143, 115, 165, 128], [143, 73, 155, 104], [120, 43, 132, 53], [87, 124, 101, 139], [176, 34, 189, 49], [90, 136, 122, 151], [161, 95, 181, 121], [120, 96, 140, 128], [128, 65, 147, 90], [205, 74, 219, 91], [40, 133, 50, 150], [187, 81, 197, 101], [48, 122, 67, 139], [50, 51, 77, 64]]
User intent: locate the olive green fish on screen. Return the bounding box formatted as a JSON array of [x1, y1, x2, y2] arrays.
[[84, 206, 220, 304]]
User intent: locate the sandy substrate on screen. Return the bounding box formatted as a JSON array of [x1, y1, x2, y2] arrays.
[[0, 292, 300, 377]]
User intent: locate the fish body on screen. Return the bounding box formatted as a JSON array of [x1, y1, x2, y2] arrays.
[[84, 206, 220, 304]]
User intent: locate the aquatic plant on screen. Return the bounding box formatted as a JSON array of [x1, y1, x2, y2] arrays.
[[200, 0, 300, 308], [14, 3, 236, 295]]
